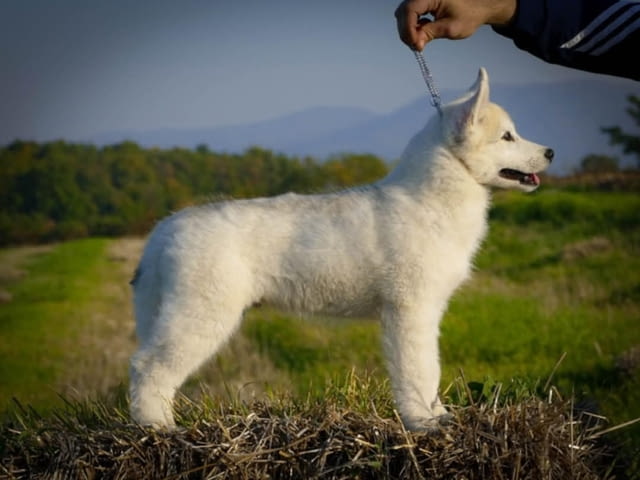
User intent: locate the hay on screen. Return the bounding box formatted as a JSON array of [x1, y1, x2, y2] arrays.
[[1, 390, 625, 480]]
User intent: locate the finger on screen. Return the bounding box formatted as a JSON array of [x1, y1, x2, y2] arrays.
[[395, 1, 433, 49], [394, 4, 417, 48]]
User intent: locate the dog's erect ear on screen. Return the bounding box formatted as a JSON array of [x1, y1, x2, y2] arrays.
[[445, 68, 490, 139]]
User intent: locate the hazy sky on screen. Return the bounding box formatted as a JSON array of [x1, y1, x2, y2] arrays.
[[1, 0, 637, 144]]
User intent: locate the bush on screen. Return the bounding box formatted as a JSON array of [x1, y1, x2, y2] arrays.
[[578, 154, 620, 174]]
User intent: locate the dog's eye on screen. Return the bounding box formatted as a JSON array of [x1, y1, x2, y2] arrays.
[[502, 131, 515, 142]]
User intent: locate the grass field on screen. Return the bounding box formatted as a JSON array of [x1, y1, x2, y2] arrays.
[[0, 238, 138, 409], [0, 187, 639, 477]]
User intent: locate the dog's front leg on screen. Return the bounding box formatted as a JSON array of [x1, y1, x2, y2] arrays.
[[381, 302, 449, 431]]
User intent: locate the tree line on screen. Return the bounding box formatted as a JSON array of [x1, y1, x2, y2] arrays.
[[0, 141, 388, 246]]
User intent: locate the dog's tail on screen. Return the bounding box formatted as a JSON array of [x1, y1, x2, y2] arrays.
[[130, 266, 142, 287]]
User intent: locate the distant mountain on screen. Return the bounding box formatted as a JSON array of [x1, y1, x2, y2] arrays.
[[91, 106, 377, 157], [89, 80, 639, 175]]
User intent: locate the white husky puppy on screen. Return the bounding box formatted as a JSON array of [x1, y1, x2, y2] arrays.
[[129, 68, 553, 429]]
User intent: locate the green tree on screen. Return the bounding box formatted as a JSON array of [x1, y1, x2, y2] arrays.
[[322, 153, 388, 188], [601, 95, 640, 168], [578, 154, 620, 174]]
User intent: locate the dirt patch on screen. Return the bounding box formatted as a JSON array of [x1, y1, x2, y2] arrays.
[[616, 345, 640, 378], [562, 236, 612, 262], [0, 289, 12, 304], [0, 245, 54, 305], [107, 236, 145, 267], [0, 245, 52, 286]]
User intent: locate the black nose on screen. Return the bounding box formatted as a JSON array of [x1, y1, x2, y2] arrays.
[[544, 148, 554, 162]]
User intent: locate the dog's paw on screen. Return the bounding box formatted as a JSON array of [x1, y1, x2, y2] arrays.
[[401, 411, 453, 433]]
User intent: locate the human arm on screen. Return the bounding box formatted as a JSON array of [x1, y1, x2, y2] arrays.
[[395, 0, 640, 80], [493, 0, 640, 80]]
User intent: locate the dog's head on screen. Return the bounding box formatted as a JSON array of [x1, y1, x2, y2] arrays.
[[442, 68, 553, 192]]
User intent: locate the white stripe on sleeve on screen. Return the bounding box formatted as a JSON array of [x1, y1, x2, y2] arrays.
[[590, 15, 640, 54], [560, 0, 639, 49], [574, 3, 640, 53]]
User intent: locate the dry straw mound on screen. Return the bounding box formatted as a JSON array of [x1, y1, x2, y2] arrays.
[[1, 382, 627, 480]]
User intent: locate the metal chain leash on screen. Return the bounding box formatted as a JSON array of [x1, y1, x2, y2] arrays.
[[413, 50, 443, 117]]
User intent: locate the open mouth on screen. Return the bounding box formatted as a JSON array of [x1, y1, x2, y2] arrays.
[[499, 168, 540, 187]]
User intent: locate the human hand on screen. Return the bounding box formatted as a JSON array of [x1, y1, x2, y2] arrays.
[[395, 0, 516, 50]]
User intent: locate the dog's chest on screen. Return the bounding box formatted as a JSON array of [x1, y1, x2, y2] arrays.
[[386, 196, 488, 294]]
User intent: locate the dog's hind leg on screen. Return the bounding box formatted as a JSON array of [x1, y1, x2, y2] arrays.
[[381, 302, 449, 431], [129, 296, 246, 428]]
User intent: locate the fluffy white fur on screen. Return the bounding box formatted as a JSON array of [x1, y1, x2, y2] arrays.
[[129, 68, 553, 429]]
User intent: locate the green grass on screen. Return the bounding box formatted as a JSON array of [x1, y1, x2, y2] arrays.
[[243, 310, 384, 397], [0, 238, 112, 410]]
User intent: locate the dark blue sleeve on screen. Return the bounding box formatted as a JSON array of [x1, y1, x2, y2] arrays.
[[493, 0, 640, 80]]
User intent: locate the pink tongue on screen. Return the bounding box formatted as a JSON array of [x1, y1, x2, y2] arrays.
[[523, 173, 540, 185]]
